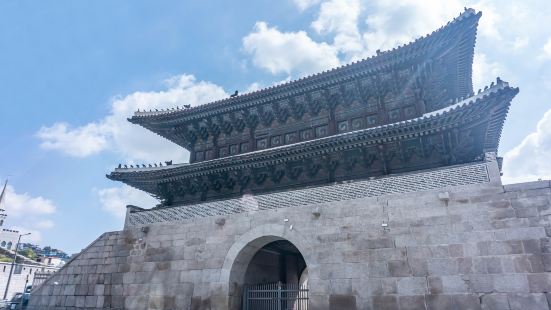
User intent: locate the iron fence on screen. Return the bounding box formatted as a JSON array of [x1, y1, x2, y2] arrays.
[[243, 282, 308, 310], [31, 272, 51, 288]]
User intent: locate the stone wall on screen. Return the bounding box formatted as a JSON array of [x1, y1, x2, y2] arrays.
[[28, 160, 551, 309]]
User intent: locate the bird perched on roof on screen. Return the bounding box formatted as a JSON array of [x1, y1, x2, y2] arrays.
[[149, 164, 152, 167], [117, 164, 121, 168], [183, 104, 191, 108], [230, 90, 238, 98], [124, 165, 128, 168], [142, 164, 146, 168], [165, 160, 172, 166]]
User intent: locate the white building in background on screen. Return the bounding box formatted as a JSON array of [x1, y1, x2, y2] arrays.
[[36, 255, 66, 268], [0, 206, 61, 300], [0, 210, 19, 251], [0, 261, 58, 301]]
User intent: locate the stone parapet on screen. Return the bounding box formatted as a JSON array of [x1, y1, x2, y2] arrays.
[[28, 170, 551, 309], [124, 159, 499, 229]]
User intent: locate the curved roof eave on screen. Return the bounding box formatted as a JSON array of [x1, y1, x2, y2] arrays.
[[108, 79, 517, 184]]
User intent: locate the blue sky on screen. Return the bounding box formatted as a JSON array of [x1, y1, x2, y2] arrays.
[[1, 0, 551, 254]]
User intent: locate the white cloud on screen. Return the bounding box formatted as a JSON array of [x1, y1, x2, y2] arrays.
[[512, 37, 529, 50], [311, 0, 364, 59], [292, 0, 321, 11], [2, 185, 56, 217], [9, 226, 43, 244], [502, 108, 551, 184], [36, 74, 228, 163], [544, 37, 551, 59], [361, 0, 463, 57], [96, 185, 159, 218], [37, 123, 108, 157], [471, 0, 502, 40], [244, 82, 261, 94], [472, 53, 504, 90], [242, 22, 340, 76], [0, 185, 57, 244], [36, 220, 55, 230]]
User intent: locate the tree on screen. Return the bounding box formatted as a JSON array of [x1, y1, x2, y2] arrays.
[[20, 249, 37, 260]]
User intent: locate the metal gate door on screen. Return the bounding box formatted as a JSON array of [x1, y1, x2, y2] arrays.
[[243, 282, 308, 310]]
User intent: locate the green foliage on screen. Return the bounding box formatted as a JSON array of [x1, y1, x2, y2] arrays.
[[20, 249, 37, 260], [0, 255, 12, 262]]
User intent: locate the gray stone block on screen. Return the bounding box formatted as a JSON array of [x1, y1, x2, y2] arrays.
[[397, 277, 427, 295], [398, 295, 426, 310], [481, 293, 510, 310], [494, 274, 529, 293], [528, 273, 551, 292], [426, 294, 453, 310], [372, 295, 398, 310], [329, 294, 357, 310], [428, 259, 458, 275], [388, 260, 411, 277], [508, 293, 549, 310], [453, 294, 482, 310]]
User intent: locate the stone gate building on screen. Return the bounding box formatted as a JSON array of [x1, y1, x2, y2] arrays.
[[29, 8, 551, 310]]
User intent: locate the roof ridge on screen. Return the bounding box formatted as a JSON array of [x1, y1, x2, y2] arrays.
[[131, 8, 481, 120]]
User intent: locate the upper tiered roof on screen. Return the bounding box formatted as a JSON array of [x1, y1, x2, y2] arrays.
[[127, 8, 482, 162]]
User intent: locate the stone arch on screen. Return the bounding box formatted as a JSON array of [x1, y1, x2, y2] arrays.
[[218, 223, 317, 310]]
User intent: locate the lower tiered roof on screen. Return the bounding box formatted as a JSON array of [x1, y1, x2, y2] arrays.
[[107, 79, 518, 206]]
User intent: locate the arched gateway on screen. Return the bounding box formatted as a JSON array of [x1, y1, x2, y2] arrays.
[[220, 225, 314, 309]]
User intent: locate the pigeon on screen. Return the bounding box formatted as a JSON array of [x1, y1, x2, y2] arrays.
[[230, 90, 238, 98], [183, 104, 191, 108]]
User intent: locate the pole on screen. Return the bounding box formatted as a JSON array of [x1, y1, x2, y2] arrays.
[[3, 233, 30, 301], [19, 275, 28, 310]]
